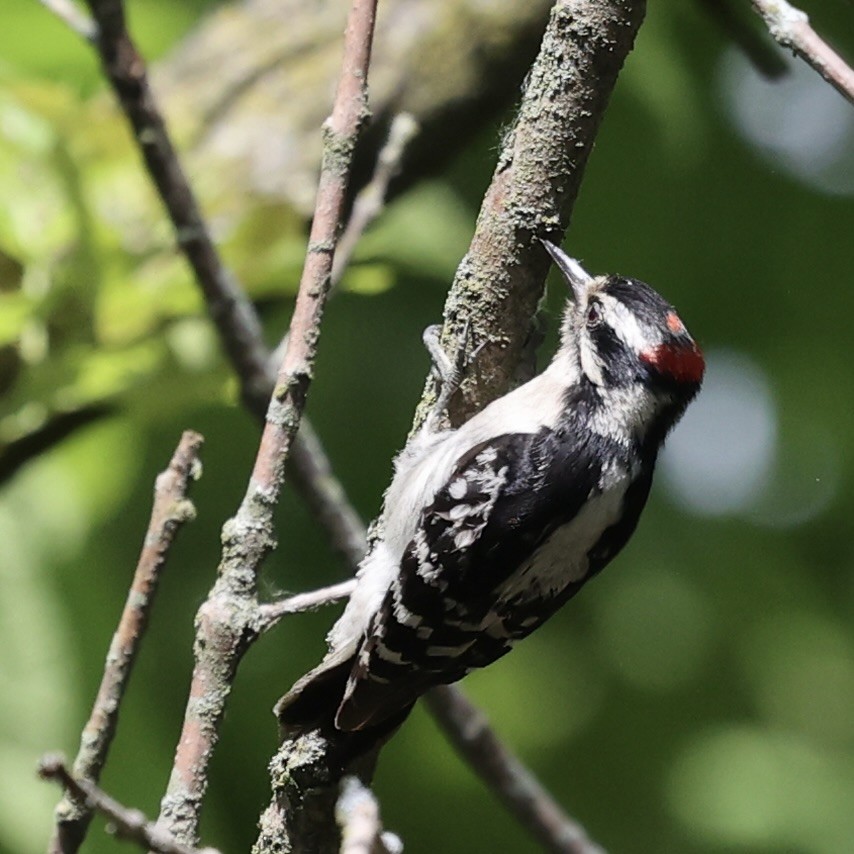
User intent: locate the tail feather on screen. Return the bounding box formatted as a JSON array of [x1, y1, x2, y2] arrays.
[[275, 653, 414, 776], [275, 654, 354, 729], [334, 670, 433, 732]]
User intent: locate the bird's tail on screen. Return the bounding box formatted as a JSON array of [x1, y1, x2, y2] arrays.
[[275, 653, 354, 730], [274, 653, 412, 775]]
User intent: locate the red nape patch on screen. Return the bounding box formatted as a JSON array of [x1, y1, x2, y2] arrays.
[[665, 311, 685, 334], [641, 343, 705, 384]]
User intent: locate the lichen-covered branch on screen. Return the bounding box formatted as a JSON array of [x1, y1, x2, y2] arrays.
[[414, 0, 647, 431], [751, 0, 854, 105], [48, 431, 203, 854], [156, 0, 378, 845], [39, 755, 218, 854]]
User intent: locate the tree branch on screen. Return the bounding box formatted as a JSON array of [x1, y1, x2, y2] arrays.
[[39, 755, 218, 854], [336, 778, 401, 854], [751, 0, 854, 105], [258, 579, 357, 631], [156, 0, 378, 844], [424, 688, 603, 854], [48, 431, 203, 854], [413, 0, 647, 432], [288, 419, 369, 569], [331, 112, 419, 287]]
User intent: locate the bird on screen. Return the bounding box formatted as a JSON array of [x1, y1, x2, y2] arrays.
[[277, 239, 704, 746]]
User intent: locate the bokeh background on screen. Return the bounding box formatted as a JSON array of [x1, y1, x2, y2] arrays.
[[2, 2, 853, 852]]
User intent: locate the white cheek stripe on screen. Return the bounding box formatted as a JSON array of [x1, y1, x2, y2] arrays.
[[599, 294, 655, 353], [579, 337, 605, 386]]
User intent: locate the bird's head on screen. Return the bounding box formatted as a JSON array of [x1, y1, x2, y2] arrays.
[[542, 239, 704, 441]]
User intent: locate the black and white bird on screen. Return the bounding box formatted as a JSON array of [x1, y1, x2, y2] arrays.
[[278, 240, 704, 739]]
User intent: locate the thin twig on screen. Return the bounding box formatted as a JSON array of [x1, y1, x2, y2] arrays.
[[336, 778, 401, 854], [424, 688, 604, 854], [267, 113, 420, 386], [39, 755, 219, 854], [331, 112, 419, 287], [157, 0, 378, 844], [38, 0, 97, 41], [751, 0, 854, 105], [258, 579, 357, 631], [48, 430, 203, 854]]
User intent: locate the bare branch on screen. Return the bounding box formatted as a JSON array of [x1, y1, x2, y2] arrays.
[[48, 431, 203, 854], [158, 0, 378, 844], [336, 778, 401, 854], [288, 419, 369, 569], [413, 0, 647, 432], [424, 688, 603, 854], [39, 755, 219, 854], [258, 579, 357, 631], [751, 0, 854, 105], [332, 112, 419, 287], [37, 0, 97, 41]]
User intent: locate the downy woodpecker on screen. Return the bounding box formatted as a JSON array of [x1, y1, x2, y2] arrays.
[[278, 240, 704, 736]]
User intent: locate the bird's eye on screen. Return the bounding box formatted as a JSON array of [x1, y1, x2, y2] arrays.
[[586, 302, 602, 328]]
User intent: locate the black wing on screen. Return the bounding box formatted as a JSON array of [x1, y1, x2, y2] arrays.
[[335, 427, 623, 731]]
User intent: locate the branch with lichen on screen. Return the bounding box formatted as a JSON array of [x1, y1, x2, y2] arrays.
[[40, 755, 219, 854], [155, 0, 379, 845], [47, 431, 203, 854], [414, 0, 647, 432]]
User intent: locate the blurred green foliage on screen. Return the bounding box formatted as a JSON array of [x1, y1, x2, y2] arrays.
[[1, 2, 853, 854]]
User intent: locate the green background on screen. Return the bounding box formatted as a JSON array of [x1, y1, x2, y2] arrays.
[[2, 2, 853, 853]]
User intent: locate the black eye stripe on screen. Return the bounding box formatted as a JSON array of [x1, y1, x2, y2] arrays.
[[586, 301, 603, 328], [588, 320, 636, 386]]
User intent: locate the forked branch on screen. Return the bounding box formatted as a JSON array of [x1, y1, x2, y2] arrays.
[[40, 755, 218, 854]]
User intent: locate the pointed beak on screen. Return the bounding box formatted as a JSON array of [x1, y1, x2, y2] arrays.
[[540, 239, 592, 302]]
